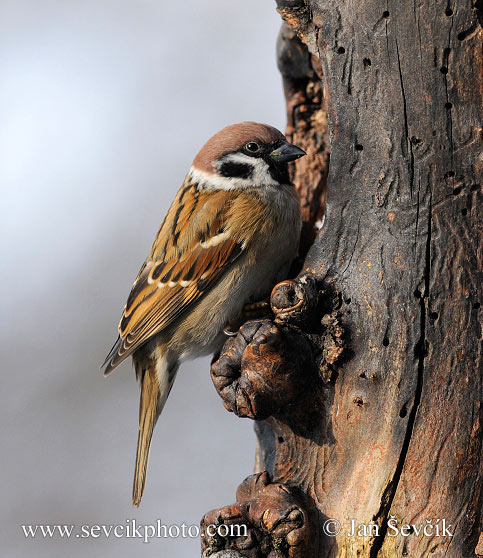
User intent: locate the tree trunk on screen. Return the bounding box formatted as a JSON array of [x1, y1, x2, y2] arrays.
[[202, 1, 482, 557]]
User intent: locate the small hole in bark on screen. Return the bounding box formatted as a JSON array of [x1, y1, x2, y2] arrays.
[[360, 372, 367, 379], [444, 170, 455, 178], [383, 10, 390, 17], [278, 436, 284, 443], [414, 289, 422, 299], [470, 184, 480, 192], [363, 58, 372, 67], [445, 8, 453, 16], [452, 187, 461, 195], [355, 144, 363, 151], [399, 404, 408, 418], [440, 66, 448, 74], [354, 397, 364, 407], [473, 302, 480, 309], [337, 46, 345, 54], [445, 102, 452, 109], [383, 336, 389, 347], [430, 312, 438, 320], [345, 298, 351, 304], [461, 208, 468, 216]]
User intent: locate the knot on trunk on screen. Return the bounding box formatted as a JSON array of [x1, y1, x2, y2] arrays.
[[210, 318, 315, 420], [270, 275, 320, 327], [201, 471, 314, 558], [211, 275, 345, 421]]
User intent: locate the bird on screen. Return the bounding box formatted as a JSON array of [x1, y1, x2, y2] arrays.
[[102, 121, 305, 506]]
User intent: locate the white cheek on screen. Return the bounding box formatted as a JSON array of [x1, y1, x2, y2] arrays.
[[223, 153, 278, 186], [189, 152, 280, 191]]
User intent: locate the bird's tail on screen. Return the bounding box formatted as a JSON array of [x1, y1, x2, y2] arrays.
[[132, 357, 177, 507]]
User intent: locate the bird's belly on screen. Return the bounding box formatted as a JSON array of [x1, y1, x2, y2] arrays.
[[162, 230, 298, 362]]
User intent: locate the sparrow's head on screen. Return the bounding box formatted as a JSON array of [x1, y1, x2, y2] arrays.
[[191, 121, 306, 190]]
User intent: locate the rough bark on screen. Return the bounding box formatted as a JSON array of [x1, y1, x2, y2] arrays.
[[202, 1, 482, 557]]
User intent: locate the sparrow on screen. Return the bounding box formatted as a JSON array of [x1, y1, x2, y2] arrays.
[[102, 121, 305, 506]]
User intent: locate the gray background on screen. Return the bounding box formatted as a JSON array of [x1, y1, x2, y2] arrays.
[[0, 1, 285, 556]]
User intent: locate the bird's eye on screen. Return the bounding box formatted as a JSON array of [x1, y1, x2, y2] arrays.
[[245, 141, 261, 153]]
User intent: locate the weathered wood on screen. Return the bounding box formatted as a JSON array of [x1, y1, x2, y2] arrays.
[[202, 1, 481, 557], [201, 471, 316, 557], [253, 1, 481, 556], [277, 21, 329, 256]]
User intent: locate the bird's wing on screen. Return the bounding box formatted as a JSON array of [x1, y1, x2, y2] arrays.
[[102, 185, 264, 375]]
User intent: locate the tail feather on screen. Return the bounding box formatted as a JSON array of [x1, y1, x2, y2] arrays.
[[132, 358, 177, 507], [132, 367, 159, 507]]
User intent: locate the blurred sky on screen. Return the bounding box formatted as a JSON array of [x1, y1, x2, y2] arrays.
[[0, 1, 285, 556]]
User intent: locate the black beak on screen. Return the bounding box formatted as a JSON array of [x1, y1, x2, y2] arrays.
[[270, 142, 306, 164]]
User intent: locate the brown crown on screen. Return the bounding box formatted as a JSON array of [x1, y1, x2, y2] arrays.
[[192, 122, 286, 173]]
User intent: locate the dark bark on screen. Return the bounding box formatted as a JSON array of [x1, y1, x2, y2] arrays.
[[201, 471, 316, 557], [276, 22, 329, 256], [202, 1, 482, 557]]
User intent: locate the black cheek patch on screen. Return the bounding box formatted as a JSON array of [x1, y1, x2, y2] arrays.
[[219, 161, 253, 179]]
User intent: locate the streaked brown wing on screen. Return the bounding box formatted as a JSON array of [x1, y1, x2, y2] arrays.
[[102, 185, 247, 375]]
